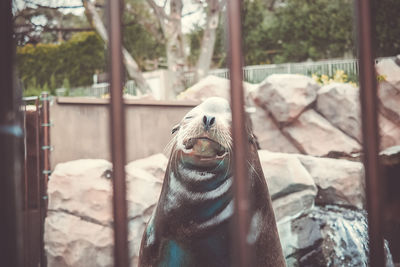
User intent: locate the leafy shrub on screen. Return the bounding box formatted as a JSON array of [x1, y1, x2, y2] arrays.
[[312, 69, 358, 87], [17, 31, 106, 94]]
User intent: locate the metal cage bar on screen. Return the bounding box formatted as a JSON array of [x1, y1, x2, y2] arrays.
[[107, 0, 130, 266], [227, 1, 255, 267], [356, 0, 385, 266]]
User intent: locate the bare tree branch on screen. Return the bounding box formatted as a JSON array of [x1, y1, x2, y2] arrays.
[[24, 0, 84, 9], [82, 0, 151, 93], [146, 0, 169, 20], [126, 9, 164, 43], [24, 0, 103, 10]]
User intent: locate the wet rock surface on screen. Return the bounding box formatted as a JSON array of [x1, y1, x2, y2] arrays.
[[279, 205, 393, 267]]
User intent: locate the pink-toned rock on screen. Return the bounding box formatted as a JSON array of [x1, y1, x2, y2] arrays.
[[378, 81, 400, 124], [250, 106, 300, 153], [47, 159, 113, 225], [298, 155, 365, 209], [283, 110, 361, 156], [45, 155, 166, 266], [45, 212, 113, 267], [254, 74, 320, 125], [126, 153, 168, 181], [379, 114, 400, 149], [316, 83, 362, 142], [258, 151, 317, 220], [376, 57, 400, 89], [177, 75, 256, 103]]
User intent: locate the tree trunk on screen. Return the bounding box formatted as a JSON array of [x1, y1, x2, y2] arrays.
[[194, 0, 220, 82], [165, 0, 186, 95], [83, 0, 151, 94], [146, 0, 186, 97]]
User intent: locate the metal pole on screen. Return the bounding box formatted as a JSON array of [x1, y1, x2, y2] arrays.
[[227, 1, 254, 266], [107, 0, 130, 266], [41, 92, 50, 204], [0, 0, 23, 266], [35, 98, 43, 266], [355, 0, 384, 266]]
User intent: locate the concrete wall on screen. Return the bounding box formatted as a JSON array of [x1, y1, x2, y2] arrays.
[[50, 97, 199, 167]]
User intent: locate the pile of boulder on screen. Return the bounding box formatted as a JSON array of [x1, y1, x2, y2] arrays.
[[45, 56, 400, 266], [44, 153, 362, 266], [44, 147, 399, 266], [179, 57, 400, 156]]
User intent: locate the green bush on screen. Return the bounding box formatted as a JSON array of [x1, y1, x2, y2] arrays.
[[17, 31, 106, 93]]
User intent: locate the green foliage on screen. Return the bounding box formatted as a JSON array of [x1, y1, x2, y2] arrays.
[[241, 0, 276, 65], [267, 0, 355, 63], [17, 31, 106, 93], [123, 22, 165, 71], [122, 0, 166, 70], [374, 0, 400, 57], [23, 77, 42, 97]]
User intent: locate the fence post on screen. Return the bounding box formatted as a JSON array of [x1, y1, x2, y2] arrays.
[[107, 0, 130, 266], [356, 0, 384, 266], [227, 0, 254, 266]]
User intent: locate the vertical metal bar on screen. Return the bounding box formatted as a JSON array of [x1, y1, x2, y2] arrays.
[[23, 103, 29, 266], [107, 0, 130, 266], [35, 99, 41, 211], [40, 92, 51, 266], [0, 1, 23, 266], [41, 92, 50, 204], [227, 1, 254, 267], [36, 98, 44, 266], [355, 0, 384, 266]]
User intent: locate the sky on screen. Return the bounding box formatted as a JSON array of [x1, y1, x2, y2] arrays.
[[16, 0, 204, 33]]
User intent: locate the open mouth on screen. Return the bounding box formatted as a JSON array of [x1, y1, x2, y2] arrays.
[[183, 137, 227, 158]]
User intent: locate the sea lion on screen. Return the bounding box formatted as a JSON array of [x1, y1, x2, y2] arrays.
[[138, 97, 286, 267]]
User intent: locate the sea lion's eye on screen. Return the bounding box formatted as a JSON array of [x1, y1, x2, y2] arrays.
[[185, 116, 194, 120]]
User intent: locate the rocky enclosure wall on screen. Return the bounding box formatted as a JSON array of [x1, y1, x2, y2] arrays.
[[44, 151, 365, 266]]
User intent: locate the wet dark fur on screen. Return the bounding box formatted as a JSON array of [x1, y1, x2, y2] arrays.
[[138, 98, 286, 267]]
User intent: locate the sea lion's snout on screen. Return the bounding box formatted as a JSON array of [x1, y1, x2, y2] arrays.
[[183, 137, 227, 158], [173, 97, 233, 162]]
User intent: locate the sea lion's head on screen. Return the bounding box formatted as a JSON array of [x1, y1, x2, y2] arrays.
[[170, 97, 233, 168]]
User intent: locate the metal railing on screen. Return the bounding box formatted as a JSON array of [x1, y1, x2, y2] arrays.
[[20, 93, 51, 267], [60, 56, 395, 98], [183, 56, 395, 87]]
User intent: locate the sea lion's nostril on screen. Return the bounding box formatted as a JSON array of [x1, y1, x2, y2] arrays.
[[203, 115, 216, 130], [210, 117, 215, 126]]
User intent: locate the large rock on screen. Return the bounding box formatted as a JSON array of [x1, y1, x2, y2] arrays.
[[251, 107, 300, 153], [45, 155, 166, 267], [380, 115, 400, 149], [316, 83, 362, 142], [45, 212, 113, 267], [177, 75, 256, 103], [258, 151, 317, 220], [47, 159, 113, 225], [125, 153, 168, 181], [277, 206, 394, 267], [283, 109, 361, 156], [378, 81, 400, 124], [376, 57, 400, 89], [298, 155, 365, 209], [254, 74, 320, 125]]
